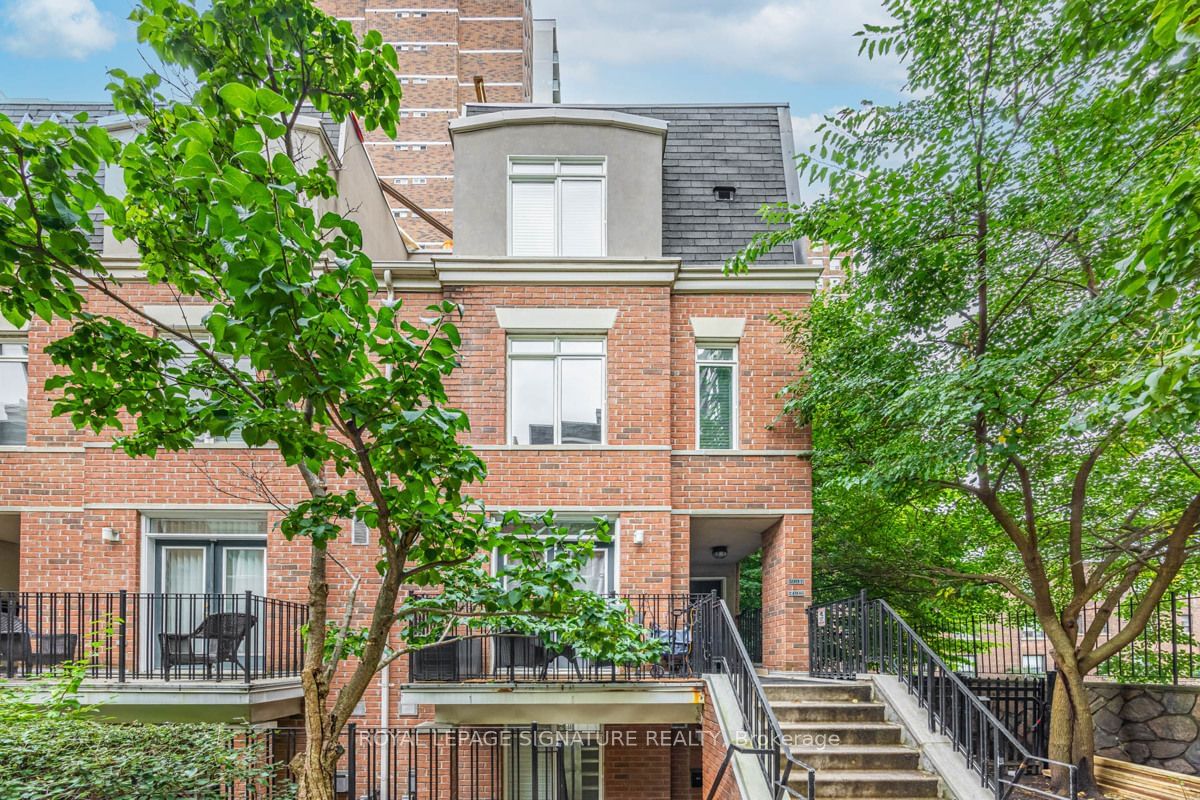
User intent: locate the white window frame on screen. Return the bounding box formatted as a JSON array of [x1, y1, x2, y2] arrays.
[[507, 336, 607, 446], [1020, 654, 1047, 673], [507, 157, 607, 257], [493, 515, 619, 594], [0, 334, 29, 447], [351, 515, 370, 546], [222, 546, 269, 595], [695, 342, 739, 450], [166, 334, 250, 445]]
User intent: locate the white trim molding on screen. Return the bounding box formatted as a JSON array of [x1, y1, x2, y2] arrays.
[[432, 256, 679, 286], [449, 108, 669, 140], [672, 449, 813, 457], [142, 304, 213, 331], [670, 508, 812, 516], [690, 317, 744, 340], [472, 444, 669, 451], [674, 264, 823, 294], [495, 307, 618, 333]]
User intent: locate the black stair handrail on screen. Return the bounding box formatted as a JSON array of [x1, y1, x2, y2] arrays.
[[695, 593, 815, 800], [813, 592, 1077, 800]]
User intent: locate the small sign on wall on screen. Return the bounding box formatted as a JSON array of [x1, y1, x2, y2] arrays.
[[817, 608, 827, 627]]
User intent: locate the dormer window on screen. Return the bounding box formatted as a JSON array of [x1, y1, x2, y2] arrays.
[[509, 157, 606, 257]]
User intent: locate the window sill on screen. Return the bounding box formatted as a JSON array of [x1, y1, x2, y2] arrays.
[[473, 444, 670, 451], [672, 449, 813, 457]]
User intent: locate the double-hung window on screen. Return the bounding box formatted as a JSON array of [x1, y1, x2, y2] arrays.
[[508, 158, 606, 257], [168, 336, 251, 445], [508, 337, 605, 445], [696, 344, 737, 449], [0, 337, 28, 446]]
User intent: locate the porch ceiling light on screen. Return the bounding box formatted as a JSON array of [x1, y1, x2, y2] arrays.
[[711, 545, 728, 560]]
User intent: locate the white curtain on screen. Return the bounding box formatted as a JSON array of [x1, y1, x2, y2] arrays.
[[575, 548, 609, 594], [163, 547, 206, 635], [223, 548, 265, 596]]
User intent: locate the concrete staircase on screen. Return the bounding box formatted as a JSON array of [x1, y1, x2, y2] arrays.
[[763, 681, 942, 800]]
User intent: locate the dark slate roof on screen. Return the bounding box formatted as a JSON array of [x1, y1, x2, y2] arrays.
[[1, 100, 345, 251], [0, 101, 118, 251], [465, 103, 802, 266], [0, 100, 345, 156]]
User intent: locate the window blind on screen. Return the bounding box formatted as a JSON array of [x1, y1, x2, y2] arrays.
[[511, 181, 556, 256], [559, 179, 604, 257], [698, 364, 734, 449]]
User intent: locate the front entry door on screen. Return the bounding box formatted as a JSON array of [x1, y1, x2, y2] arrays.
[[690, 578, 725, 600]]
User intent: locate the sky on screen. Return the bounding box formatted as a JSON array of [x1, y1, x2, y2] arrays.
[[0, 0, 907, 194]]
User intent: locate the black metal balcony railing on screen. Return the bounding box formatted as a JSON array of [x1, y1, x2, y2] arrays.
[[409, 593, 704, 682], [0, 591, 307, 683]]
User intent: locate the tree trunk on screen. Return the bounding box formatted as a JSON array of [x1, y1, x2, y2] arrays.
[[291, 735, 339, 800], [1048, 658, 1103, 797]]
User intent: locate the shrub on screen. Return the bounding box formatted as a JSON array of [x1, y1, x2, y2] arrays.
[[0, 718, 288, 800]]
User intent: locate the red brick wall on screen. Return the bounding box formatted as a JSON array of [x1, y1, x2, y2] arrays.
[[9, 275, 813, 717], [761, 515, 811, 672], [602, 725, 674, 800]]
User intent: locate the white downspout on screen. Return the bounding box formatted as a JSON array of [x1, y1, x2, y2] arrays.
[[379, 270, 393, 800], [380, 656, 390, 800]]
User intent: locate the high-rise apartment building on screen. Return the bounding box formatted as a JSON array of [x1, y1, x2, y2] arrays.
[[531, 18, 560, 103], [316, 0, 538, 251]]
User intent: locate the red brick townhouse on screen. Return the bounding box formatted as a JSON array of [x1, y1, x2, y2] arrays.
[[0, 99, 819, 799]]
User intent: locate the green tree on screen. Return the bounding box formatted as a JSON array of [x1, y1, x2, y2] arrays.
[[735, 0, 1200, 792], [0, 1, 659, 797]]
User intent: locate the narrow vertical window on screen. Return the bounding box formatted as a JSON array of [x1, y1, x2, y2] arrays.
[[697, 344, 737, 449], [0, 337, 29, 446]]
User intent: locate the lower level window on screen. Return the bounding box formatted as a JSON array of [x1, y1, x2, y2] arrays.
[[497, 517, 614, 594], [506, 734, 601, 800], [0, 337, 28, 446]]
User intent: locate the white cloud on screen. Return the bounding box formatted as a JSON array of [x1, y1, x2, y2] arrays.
[[1, 0, 118, 60], [538, 0, 902, 90], [791, 108, 841, 200]]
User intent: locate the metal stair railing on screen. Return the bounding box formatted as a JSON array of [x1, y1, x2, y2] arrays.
[[696, 593, 815, 800], [810, 592, 1077, 800]]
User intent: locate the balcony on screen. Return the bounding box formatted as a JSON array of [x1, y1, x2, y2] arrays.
[[0, 591, 307, 722], [403, 593, 707, 725]]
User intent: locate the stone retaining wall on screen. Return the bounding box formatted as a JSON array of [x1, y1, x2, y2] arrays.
[[1090, 682, 1200, 773]]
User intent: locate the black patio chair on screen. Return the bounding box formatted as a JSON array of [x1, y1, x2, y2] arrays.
[[158, 612, 256, 680], [495, 632, 584, 680], [0, 612, 30, 676], [31, 633, 79, 668]]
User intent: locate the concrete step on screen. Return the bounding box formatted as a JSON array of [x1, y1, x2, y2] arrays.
[[763, 682, 874, 703], [800, 769, 940, 798], [780, 721, 903, 746], [789, 745, 920, 771], [771, 700, 887, 723]]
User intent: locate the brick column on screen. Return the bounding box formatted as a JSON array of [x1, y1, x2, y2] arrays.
[[760, 514, 811, 672]]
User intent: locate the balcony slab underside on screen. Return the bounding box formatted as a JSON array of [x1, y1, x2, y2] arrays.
[[401, 681, 704, 725], [40, 676, 304, 723]]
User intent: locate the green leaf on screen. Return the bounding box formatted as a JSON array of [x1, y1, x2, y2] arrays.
[[217, 82, 257, 112], [254, 87, 292, 115]]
